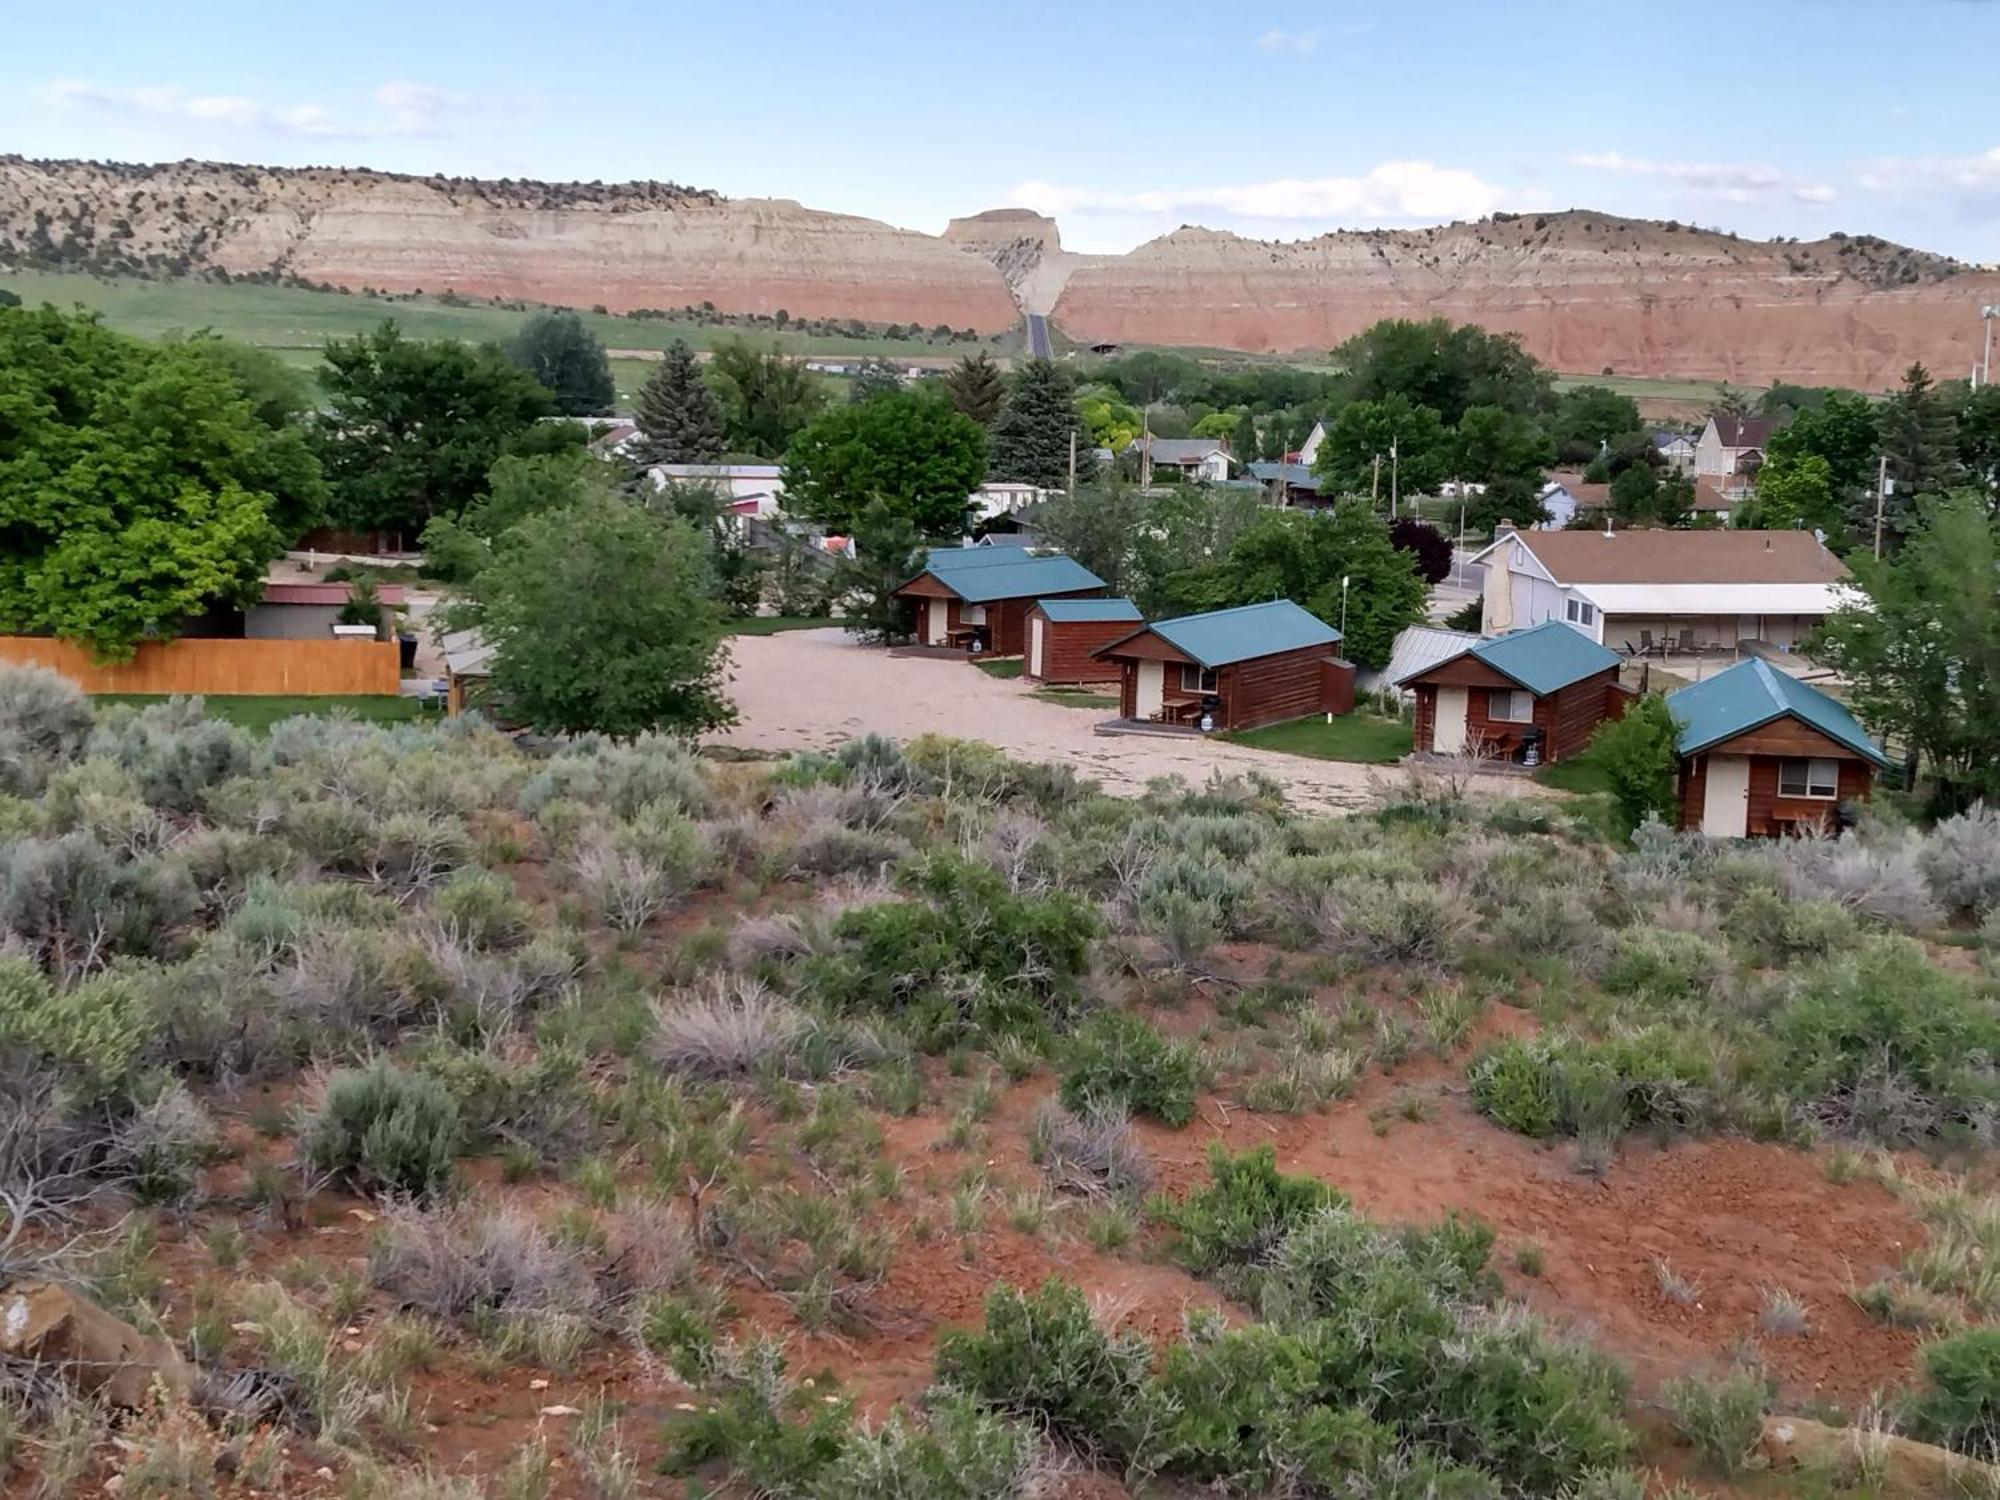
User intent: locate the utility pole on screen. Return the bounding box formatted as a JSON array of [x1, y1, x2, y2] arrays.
[[1066, 428, 1077, 499], [1139, 404, 1154, 489], [1873, 453, 1889, 560], [1982, 305, 1998, 390], [1370, 453, 1381, 509], [1390, 437, 1400, 520]]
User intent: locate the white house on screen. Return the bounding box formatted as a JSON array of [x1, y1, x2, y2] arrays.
[[972, 481, 1057, 522], [1694, 414, 1776, 482], [1653, 430, 1697, 474], [1467, 526, 1851, 657], [1130, 436, 1235, 483], [650, 463, 784, 519], [1295, 419, 1327, 469]]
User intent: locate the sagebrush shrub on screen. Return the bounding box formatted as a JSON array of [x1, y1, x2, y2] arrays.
[[520, 735, 711, 819], [1768, 830, 1942, 930], [651, 978, 805, 1079], [301, 1060, 460, 1198], [115, 1080, 216, 1203], [86, 698, 253, 813], [1599, 927, 1725, 1008], [1468, 1032, 1714, 1143], [0, 955, 151, 1098], [371, 1200, 603, 1325], [812, 1394, 1035, 1500], [1921, 804, 2000, 919], [1901, 1327, 2000, 1458], [1662, 1368, 1769, 1474], [429, 866, 530, 948], [1028, 1101, 1153, 1201], [0, 666, 92, 797], [0, 832, 194, 978]]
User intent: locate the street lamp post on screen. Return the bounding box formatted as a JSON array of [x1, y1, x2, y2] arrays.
[[1982, 305, 1999, 389], [1340, 574, 1351, 640]]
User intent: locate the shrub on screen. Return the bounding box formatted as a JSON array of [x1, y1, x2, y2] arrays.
[[1059, 1012, 1199, 1126], [1662, 1368, 1769, 1474], [811, 1394, 1036, 1500], [933, 1278, 1159, 1459], [0, 956, 151, 1098], [275, 927, 430, 1044], [1155, 1144, 1346, 1275], [780, 820, 908, 879], [1589, 694, 1677, 834], [1922, 804, 2000, 919], [1469, 1033, 1715, 1142], [1901, 1327, 2000, 1457], [114, 1080, 216, 1203], [301, 1060, 461, 1198], [520, 735, 711, 819], [1300, 878, 1471, 967], [1599, 927, 1725, 1007], [86, 698, 253, 813], [1771, 936, 2000, 1143], [429, 866, 530, 948], [0, 665, 92, 796], [1769, 831, 1942, 930], [0, 833, 194, 978], [370, 1200, 603, 1326], [1028, 1101, 1153, 1201]]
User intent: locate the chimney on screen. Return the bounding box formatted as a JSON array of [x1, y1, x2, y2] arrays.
[[1603, 513, 1614, 538], [1764, 536, 1773, 551], [1494, 518, 1516, 538]]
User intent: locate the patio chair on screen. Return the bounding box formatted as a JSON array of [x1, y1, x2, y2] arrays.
[[1677, 627, 1697, 654]]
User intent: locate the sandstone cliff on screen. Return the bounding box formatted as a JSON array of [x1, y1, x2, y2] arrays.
[[5, 157, 1996, 388]]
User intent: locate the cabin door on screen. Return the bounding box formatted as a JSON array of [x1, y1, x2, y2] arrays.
[[1701, 754, 1751, 838], [1433, 686, 1470, 753], [1134, 660, 1165, 720], [1029, 616, 1045, 679], [925, 599, 948, 646]]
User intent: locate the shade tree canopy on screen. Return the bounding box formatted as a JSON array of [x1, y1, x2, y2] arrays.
[[708, 339, 828, 459], [505, 309, 616, 416], [0, 305, 293, 658], [780, 389, 987, 539]]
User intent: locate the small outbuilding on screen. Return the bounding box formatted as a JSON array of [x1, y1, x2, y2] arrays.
[[1025, 597, 1142, 686], [1094, 599, 1350, 732], [1667, 658, 1887, 839], [1397, 620, 1625, 766], [893, 546, 1104, 655]]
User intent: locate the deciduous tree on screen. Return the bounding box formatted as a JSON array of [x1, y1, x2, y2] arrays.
[[0, 306, 291, 659], [1589, 694, 1679, 834], [1030, 479, 1148, 596], [505, 309, 615, 416], [1313, 393, 1450, 500], [1330, 317, 1555, 424], [314, 321, 567, 536], [633, 339, 725, 466], [708, 339, 827, 458], [781, 390, 987, 538], [450, 492, 734, 737]]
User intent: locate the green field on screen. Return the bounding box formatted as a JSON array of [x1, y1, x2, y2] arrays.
[[1033, 686, 1119, 710], [91, 693, 429, 733], [726, 615, 838, 636], [0, 269, 1010, 403], [1226, 712, 1413, 764]]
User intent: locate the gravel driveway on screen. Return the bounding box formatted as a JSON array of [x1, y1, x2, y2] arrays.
[[713, 629, 1533, 815]]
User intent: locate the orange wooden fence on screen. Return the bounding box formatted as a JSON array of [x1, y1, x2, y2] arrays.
[[0, 637, 400, 696]]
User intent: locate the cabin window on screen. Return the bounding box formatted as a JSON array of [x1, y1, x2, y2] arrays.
[[1565, 598, 1596, 627], [1180, 664, 1218, 694], [1778, 757, 1840, 800], [1489, 689, 1535, 723]]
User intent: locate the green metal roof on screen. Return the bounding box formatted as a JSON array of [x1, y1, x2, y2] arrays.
[[1667, 658, 1887, 765], [904, 546, 1106, 604], [1035, 597, 1142, 623], [1401, 619, 1621, 696], [1107, 599, 1340, 668]]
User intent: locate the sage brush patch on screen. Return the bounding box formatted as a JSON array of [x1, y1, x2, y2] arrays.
[[1059, 1011, 1199, 1126]]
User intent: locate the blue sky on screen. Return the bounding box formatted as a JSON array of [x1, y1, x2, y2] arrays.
[[5, 0, 1997, 261]]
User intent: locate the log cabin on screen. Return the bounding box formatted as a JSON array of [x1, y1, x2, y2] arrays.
[[1667, 658, 1887, 838], [1396, 620, 1625, 766], [1024, 598, 1142, 686], [892, 546, 1104, 656], [1094, 599, 1352, 732]]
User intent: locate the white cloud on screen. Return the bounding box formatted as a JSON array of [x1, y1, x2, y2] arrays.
[[38, 78, 466, 139], [1857, 146, 2000, 194], [1256, 28, 1320, 54], [1567, 150, 1829, 203], [1011, 160, 1511, 224]]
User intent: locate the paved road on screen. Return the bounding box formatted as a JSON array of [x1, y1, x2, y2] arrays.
[[1024, 313, 1052, 359]]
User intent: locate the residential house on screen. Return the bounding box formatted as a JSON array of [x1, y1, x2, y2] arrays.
[[892, 546, 1104, 654], [1367, 624, 1484, 699], [1295, 420, 1327, 469], [1396, 620, 1626, 766], [1537, 472, 1609, 530], [1468, 527, 1850, 657], [1024, 598, 1143, 686], [1691, 477, 1742, 525], [245, 581, 405, 641], [1249, 461, 1326, 507], [1654, 430, 1697, 474], [650, 462, 785, 520], [1668, 658, 1886, 838], [972, 481, 1055, 523], [1130, 436, 1235, 483], [1694, 414, 1777, 489], [1094, 599, 1352, 732]]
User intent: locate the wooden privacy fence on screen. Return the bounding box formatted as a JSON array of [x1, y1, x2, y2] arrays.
[[0, 637, 400, 696]]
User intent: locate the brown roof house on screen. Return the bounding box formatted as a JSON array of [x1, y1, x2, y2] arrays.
[[1468, 527, 1850, 659], [1396, 621, 1626, 766], [1695, 413, 1780, 491], [1094, 600, 1353, 732]]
